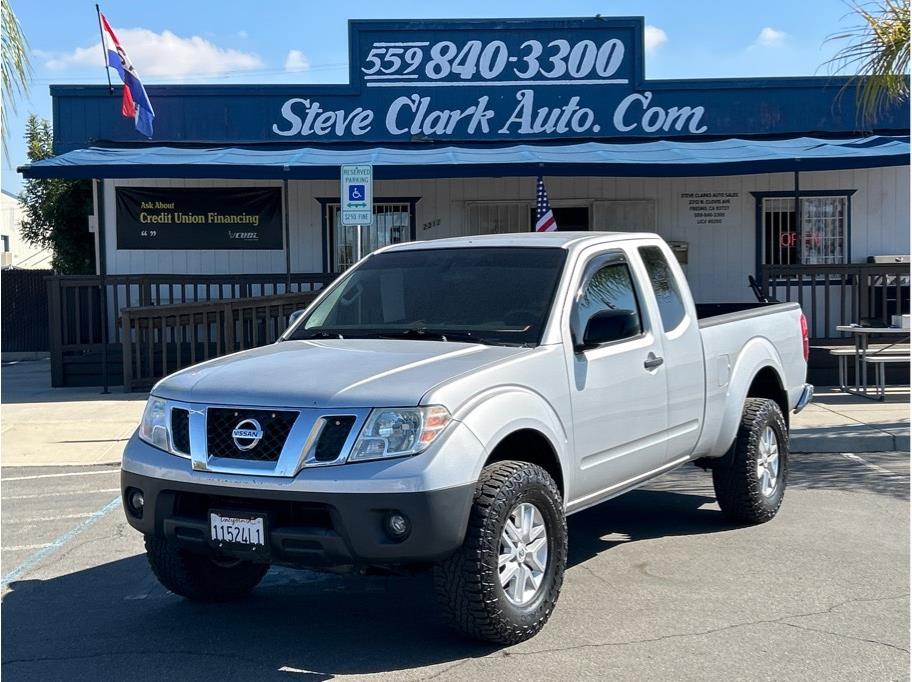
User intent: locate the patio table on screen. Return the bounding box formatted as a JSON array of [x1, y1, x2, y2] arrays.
[[834, 325, 909, 396]]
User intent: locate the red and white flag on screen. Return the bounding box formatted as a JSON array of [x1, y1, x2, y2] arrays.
[[535, 176, 557, 232], [99, 11, 155, 137]]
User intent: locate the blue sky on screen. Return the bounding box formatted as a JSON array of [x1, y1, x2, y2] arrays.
[[3, 0, 865, 193]]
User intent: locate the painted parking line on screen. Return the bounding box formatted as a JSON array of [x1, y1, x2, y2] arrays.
[[0, 496, 121, 587], [6, 512, 96, 524], [2, 543, 54, 552], [2, 488, 120, 501], [1, 469, 118, 482], [839, 452, 909, 479]]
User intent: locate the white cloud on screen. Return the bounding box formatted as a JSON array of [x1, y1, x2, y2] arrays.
[[237, 30, 248, 40], [754, 27, 787, 48], [644, 25, 668, 52], [284, 49, 310, 72], [43, 28, 263, 79]]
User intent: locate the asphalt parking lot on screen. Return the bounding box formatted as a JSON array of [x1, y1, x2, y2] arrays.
[[1, 451, 908, 681]]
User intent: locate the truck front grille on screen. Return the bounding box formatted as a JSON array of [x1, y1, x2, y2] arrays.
[[171, 408, 190, 455], [314, 416, 357, 462], [206, 408, 298, 462]]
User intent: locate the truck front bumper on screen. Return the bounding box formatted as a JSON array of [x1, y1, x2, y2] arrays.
[[122, 468, 475, 568]]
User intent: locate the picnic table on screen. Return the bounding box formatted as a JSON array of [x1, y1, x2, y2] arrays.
[[834, 325, 909, 398]]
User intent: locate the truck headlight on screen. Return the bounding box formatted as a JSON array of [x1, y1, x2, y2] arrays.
[[138, 397, 172, 452], [349, 406, 451, 462]]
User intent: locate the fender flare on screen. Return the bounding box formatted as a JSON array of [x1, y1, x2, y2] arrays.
[[711, 336, 787, 456], [454, 385, 570, 488]]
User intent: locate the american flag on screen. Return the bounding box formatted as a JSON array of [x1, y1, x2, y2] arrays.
[[535, 176, 557, 232]]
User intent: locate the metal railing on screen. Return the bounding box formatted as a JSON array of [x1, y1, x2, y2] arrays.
[[761, 264, 910, 340], [120, 292, 319, 391], [46, 273, 335, 387]]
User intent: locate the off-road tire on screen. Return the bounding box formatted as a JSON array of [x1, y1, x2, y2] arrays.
[[712, 398, 789, 524], [433, 461, 567, 644], [145, 536, 269, 602]]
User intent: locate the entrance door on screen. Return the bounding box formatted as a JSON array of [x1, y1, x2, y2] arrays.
[[328, 202, 413, 272], [529, 206, 590, 231]]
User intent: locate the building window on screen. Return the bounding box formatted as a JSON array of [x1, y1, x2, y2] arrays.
[[466, 202, 530, 235], [1, 235, 9, 253], [762, 196, 848, 265], [326, 202, 414, 272]]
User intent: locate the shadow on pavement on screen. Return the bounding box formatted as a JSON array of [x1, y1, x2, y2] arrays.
[[1, 359, 148, 405], [2, 457, 906, 679], [1, 488, 734, 680]]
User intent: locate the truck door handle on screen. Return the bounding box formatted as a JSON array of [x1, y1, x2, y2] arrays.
[[644, 353, 664, 370]]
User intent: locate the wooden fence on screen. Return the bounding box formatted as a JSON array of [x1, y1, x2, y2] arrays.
[[121, 292, 319, 391], [47, 273, 335, 387], [761, 263, 910, 340], [1, 269, 53, 353]]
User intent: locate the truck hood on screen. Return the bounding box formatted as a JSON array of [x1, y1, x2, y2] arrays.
[[152, 339, 530, 408]]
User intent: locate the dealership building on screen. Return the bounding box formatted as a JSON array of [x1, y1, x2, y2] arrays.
[[19, 17, 911, 388]]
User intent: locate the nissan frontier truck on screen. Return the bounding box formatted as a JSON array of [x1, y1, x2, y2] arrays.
[[121, 232, 812, 644]]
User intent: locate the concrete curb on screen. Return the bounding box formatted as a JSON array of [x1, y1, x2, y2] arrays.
[[791, 428, 910, 453]]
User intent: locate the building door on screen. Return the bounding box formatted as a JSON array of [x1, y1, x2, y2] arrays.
[[327, 202, 414, 272], [529, 206, 590, 231]]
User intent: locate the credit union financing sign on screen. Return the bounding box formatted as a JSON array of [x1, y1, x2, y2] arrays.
[[116, 187, 283, 250]]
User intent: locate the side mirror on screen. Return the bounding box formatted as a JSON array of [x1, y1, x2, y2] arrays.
[[577, 309, 640, 350], [287, 309, 306, 331]]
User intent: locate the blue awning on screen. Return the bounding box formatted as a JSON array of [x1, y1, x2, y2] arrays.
[[19, 136, 909, 180]]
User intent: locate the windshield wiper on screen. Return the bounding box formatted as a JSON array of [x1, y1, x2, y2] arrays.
[[293, 329, 346, 340], [377, 328, 497, 345]]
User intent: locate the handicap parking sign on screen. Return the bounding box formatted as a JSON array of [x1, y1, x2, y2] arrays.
[[340, 165, 373, 226], [348, 184, 365, 202]]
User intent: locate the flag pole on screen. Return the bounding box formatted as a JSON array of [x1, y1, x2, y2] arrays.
[[95, 4, 114, 95]]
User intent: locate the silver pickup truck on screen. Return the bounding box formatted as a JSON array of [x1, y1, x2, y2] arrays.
[[121, 232, 812, 643]]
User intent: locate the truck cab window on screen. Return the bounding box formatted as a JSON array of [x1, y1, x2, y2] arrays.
[[575, 261, 642, 342], [639, 246, 686, 331]]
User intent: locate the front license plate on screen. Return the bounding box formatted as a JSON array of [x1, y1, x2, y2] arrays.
[[209, 511, 266, 547]]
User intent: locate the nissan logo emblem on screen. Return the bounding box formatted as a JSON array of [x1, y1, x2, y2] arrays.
[[232, 418, 263, 451]]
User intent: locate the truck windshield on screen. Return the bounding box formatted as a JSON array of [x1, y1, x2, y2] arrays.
[[290, 247, 567, 346]]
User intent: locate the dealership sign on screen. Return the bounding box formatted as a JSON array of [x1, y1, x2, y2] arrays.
[[270, 19, 708, 141], [50, 18, 909, 152]]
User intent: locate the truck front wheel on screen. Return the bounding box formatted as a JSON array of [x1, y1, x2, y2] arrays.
[[145, 536, 269, 602], [712, 397, 789, 524], [433, 461, 567, 644]]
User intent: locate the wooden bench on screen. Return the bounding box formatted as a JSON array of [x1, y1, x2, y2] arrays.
[[864, 355, 911, 400], [830, 344, 911, 390]]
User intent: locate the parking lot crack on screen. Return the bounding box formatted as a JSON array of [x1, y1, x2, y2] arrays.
[[501, 594, 910, 658], [775, 620, 908, 654]]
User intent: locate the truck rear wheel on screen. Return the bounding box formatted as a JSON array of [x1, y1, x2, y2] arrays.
[[145, 536, 269, 602], [712, 397, 788, 524], [433, 461, 567, 644]]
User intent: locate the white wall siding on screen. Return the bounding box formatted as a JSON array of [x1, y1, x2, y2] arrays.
[[104, 165, 910, 304]]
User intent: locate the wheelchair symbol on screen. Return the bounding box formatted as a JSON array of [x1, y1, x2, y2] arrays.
[[348, 184, 365, 202]]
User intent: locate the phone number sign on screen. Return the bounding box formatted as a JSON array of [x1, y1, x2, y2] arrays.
[[340, 165, 373, 225]]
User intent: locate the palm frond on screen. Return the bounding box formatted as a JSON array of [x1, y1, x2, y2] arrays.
[[1, 0, 32, 157], [824, 0, 911, 128]]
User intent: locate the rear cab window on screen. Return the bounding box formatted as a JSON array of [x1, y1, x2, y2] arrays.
[[638, 245, 687, 332]]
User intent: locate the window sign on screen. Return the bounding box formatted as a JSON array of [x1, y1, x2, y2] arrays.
[[340, 165, 373, 226], [116, 187, 283, 250]]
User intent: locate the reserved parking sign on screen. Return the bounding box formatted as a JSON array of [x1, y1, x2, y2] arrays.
[[340, 165, 373, 225]]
